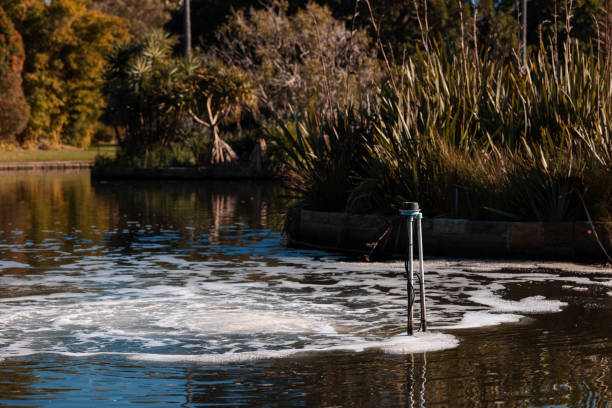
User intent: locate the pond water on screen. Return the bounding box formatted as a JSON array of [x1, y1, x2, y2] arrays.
[[0, 170, 610, 407]]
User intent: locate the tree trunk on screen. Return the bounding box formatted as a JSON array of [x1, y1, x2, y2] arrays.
[[184, 0, 191, 56], [208, 126, 238, 166], [249, 138, 267, 173]]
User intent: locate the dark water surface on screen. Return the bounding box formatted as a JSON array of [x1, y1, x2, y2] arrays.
[[0, 170, 610, 407]]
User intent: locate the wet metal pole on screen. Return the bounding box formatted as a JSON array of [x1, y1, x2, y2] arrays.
[[408, 211, 414, 335], [417, 214, 427, 331], [400, 202, 427, 335]]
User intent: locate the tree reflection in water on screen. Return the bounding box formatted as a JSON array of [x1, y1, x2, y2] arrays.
[[209, 193, 238, 245], [90, 179, 288, 257]]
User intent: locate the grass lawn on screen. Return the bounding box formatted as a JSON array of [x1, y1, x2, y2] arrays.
[[0, 144, 117, 162]]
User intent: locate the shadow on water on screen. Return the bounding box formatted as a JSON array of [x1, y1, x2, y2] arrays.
[[0, 170, 611, 407]]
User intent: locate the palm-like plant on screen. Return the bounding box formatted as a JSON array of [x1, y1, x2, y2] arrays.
[[182, 60, 255, 166], [105, 30, 187, 157]]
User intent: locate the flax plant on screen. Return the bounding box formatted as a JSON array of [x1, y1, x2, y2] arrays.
[[274, 106, 372, 211], [364, 40, 610, 221], [276, 41, 610, 222]]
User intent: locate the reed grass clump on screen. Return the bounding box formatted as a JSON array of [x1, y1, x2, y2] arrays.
[[275, 107, 373, 211], [276, 42, 611, 222]]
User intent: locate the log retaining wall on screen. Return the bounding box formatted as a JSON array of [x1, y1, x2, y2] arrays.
[[91, 166, 272, 180], [0, 161, 93, 170], [285, 207, 612, 261]]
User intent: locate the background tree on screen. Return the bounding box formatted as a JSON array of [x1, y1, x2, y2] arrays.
[[89, 0, 179, 38], [105, 31, 255, 166], [0, 5, 29, 141], [171, 0, 611, 67], [524, 0, 607, 48], [185, 60, 255, 165], [214, 1, 380, 117], [166, 0, 267, 49], [474, 0, 520, 60], [104, 30, 189, 155], [184, 0, 191, 55], [12, 0, 127, 147]]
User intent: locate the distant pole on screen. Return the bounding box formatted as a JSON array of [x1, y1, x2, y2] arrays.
[[184, 0, 192, 56], [522, 0, 527, 68]]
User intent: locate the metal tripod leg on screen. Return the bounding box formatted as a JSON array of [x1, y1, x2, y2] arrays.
[[417, 215, 426, 331], [407, 215, 414, 335]]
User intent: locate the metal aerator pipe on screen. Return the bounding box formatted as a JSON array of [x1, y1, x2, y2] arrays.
[[400, 202, 427, 335]]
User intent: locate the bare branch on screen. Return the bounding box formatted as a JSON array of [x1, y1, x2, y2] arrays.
[[189, 109, 210, 128]]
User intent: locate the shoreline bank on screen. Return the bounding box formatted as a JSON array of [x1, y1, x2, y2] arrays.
[[0, 161, 93, 170], [91, 165, 274, 180], [285, 207, 612, 262]]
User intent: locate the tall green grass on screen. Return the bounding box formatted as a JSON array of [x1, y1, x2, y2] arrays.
[[276, 42, 611, 222], [275, 107, 372, 211]]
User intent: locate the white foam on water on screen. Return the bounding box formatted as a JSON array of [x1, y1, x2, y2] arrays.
[[469, 272, 612, 290], [128, 331, 459, 363], [0, 255, 578, 363], [0, 260, 29, 270], [159, 310, 337, 334], [556, 276, 598, 286], [468, 289, 567, 313], [488, 283, 506, 291], [562, 285, 589, 292], [594, 279, 612, 287], [130, 349, 302, 363], [435, 311, 524, 329], [1, 292, 83, 303], [371, 332, 460, 354], [472, 272, 557, 280]]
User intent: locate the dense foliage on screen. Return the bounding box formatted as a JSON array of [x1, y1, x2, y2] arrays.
[[276, 41, 611, 222], [167, 0, 610, 62], [104, 30, 255, 166], [0, 0, 610, 226], [103, 2, 377, 168], [1, 0, 126, 148], [105, 31, 188, 156], [214, 1, 380, 116], [16, 0, 127, 147], [89, 0, 178, 38], [0, 5, 28, 141]]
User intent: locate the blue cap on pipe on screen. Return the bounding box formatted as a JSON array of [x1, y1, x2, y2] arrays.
[[400, 202, 421, 216]]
